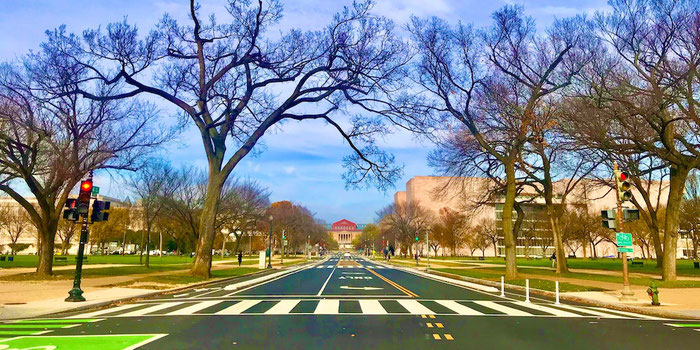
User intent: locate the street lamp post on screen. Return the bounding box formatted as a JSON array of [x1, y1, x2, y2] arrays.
[[267, 215, 273, 269]]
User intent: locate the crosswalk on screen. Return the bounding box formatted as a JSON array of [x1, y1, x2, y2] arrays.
[[315, 265, 387, 269], [67, 299, 660, 320]]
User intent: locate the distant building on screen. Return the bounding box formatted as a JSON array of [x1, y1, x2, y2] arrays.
[[0, 195, 129, 255], [393, 176, 689, 259], [327, 219, 366, 250]]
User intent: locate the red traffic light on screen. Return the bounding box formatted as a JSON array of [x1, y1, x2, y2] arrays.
[[80, 181, 93, 192], [619, 172, 627, 181]]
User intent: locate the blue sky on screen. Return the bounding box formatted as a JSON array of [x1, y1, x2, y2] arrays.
[[0, 0, 610, 224]]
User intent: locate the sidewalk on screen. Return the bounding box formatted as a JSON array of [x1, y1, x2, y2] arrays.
[[379, 257, 700, 319], [0, 258, 305, 320]]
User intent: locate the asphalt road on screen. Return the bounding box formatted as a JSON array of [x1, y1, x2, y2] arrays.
[[1, 254, 698, 349]]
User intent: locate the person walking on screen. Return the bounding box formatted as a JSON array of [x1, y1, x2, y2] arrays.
[[550, 252, 556, 268], [237, 251, 243, 267]]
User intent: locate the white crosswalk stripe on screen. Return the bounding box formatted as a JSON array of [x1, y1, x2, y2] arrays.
[[68, 299, 659, 319], [120, 302, 184, 317], [472, 301, 532, 316], [216, 300, 261, 315], [265, 300, 300, 315], [314, 300, 339, 314], [167, 301, 223, 316], [436, 300, 483, 315]]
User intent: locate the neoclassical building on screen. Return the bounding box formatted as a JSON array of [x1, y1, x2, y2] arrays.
[[327, 219, 366, 250]]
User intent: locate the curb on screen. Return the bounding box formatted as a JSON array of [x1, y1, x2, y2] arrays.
[[426, 269, 700, 321], [16, 260, 319, 321]]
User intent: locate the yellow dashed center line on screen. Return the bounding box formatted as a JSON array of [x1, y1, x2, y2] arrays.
[[426, 323, 433, 328], [445, 334, 454, 341], [435, 323, 444, 328], [364, 268, 418, 297], [433, 334, 441, 340]]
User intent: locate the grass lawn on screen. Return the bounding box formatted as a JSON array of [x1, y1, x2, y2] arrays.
[[435, 268, 606, 292], [0, 254, 206, 268], [442, 257, 700, 277], [0, 264, 190, 281], [435, 265, 700, 289], [105, 267, 260, 289]]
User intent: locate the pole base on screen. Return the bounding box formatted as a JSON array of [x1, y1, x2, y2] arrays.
[[618, 287, 637, 302], [65, 288, 86, 302]]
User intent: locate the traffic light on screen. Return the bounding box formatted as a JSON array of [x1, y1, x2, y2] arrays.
[[623, 208, 640, 222], [614, 170, 632, 203], [601, 210, 617, 230], [282, 230, 286, 240], [91, 200, 110, 222], [77, 180, 93, 216], [415, 236, 419, 241], [62, 199, 79, 221]]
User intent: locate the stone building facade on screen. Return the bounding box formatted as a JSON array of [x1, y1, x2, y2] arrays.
[[393, 176, 690, 259], [327, 219, 366, 250]]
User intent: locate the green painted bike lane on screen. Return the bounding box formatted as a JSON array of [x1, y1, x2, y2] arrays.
[[0, 318, 167, 349]]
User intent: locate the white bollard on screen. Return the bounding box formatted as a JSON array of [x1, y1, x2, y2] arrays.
[[555, 281, 560, 304], [525, 279, 530, 303], [500, 276, 505, 297]]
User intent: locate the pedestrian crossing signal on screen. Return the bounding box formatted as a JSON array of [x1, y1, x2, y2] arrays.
[[601, 210, 617, 229]]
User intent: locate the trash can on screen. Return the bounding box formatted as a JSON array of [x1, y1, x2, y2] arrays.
[[7, 256, 13, 262], [694, 261, 699, 269]]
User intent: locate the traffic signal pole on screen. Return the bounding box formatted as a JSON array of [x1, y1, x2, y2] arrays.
[[614, 162, 636, 302], [66, 172, 93, 302]]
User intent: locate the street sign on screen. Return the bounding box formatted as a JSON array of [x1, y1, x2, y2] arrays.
[[92, 186, 100, 195], [618, 246, 633, 253], [616, 232, 632, 247]]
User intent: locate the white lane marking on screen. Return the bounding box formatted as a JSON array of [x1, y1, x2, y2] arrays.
[[119, 302, 184, 317], [397, 300, 434, 315], [317, 266, 336, 296], [590, 307, 663, 320], [472, 301, 532, 316], [513, 302, 582, 317], [436, 300, 483, 315], [173, 293, 189, 297], [316, 266, 324, 269], [314, 299, 339, 314], [68, 303, 143, 318], [264, 300, 300, 314], [215, 300, 261, 315], [166, 301, 223, 315], [552, 304, 625, 319], [359, 300, 387, 314], [327, 266, 333, 268]]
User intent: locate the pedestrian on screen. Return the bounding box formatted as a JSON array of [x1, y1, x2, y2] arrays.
[[550, 252, 556, 268], [237, 251, 243, 267]]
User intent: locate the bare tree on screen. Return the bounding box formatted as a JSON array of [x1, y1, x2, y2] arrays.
[[0, 205, 30, 255], [407, 6, 592, 278], [0, 55, 165, 275], [56, 218, 79, 255], [128, 160, 181, 267], [46, 1, 409, 277], [379, 201, 433, 257], [218, 178, 270, 254], [432, 207, 467, 256], [566, 0, 700, 280]]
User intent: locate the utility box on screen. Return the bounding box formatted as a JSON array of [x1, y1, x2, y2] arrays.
[[258, 251, 266, 269]]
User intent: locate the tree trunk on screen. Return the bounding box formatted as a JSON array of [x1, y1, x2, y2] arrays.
[[191, 172, 226, 278], [590, 241, 597, 258], [502, 161, 518, 279], [145, 228, 151, 268], [139, 230, 145, 264], [35, 216, 58, 277], [122, 232, 127, 256], [662, 165, 690, 281], [550, 215, 569, 273]]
